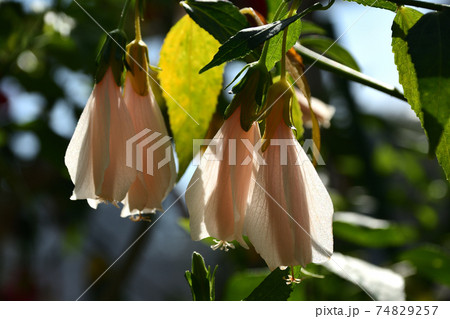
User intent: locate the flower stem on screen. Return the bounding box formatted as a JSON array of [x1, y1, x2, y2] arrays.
[[118, 0, 132, 30], [280, 1, 298, 81], [134, 0, 142, 41], [295, 43, 407, 101]]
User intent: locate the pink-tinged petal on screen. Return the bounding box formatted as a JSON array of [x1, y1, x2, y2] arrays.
[[87, 199, 99, 209], [65, 68, 136, 204], [186, 107, 260, 247], [123, 177, 150, 214], [121, 75, 176, 216], [65, 71, 110, 200], [246, 123, 333, 270], [229, 122, 260, 247], [97, 71, 136, 202]]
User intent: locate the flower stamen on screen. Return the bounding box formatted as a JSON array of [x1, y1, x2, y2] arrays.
[[211, 240, 235, 252], [284, 275, 302, 285], [129, 212, 152, 222]]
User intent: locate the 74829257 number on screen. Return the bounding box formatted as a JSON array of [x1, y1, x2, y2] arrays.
[[376, 306, 438, 316]]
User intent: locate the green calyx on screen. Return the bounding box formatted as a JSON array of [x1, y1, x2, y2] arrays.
[[272, 79, 294, 129], [260, 79, 294, 151], [224, 62, 272, 131], [282, 84, 295, 130], [126, 39, 150, 96], [95, 29, 127, 86]]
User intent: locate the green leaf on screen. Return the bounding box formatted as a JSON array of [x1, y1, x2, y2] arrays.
[[200, 13, 303, 73], [267, 0, 284, 23], [180, 0, 249, 44], [436, 123, 450, 180], [301, 20, 327, 35], [265, 15, 302, 71], [223, 269, 270, 301], [343, 0, 397, 11], [185, 252, 218, 301], [391, 7, 423, 119], [401, 245, 450, 286], [244, 267, 293, 301], [406, 9, 450, 179], [300, 36, 360, 71], [333, 212, 417, 247], [159, 15, 224, 178]]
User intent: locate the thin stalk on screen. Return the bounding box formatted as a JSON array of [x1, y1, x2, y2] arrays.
[[134, 0, 142, 41], [295, 43, 407, 101], [386, 0, 450, 11], [280, 29, 288, 80]]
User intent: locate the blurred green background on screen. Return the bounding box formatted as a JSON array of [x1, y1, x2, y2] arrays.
[[0, 0, 449, 300]]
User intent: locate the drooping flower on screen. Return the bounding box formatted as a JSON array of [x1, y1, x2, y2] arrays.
[[65, 66, 136, 205], [65, 30, 136, 206], [185, 106, 261, 249], [245, 80, 334, 270], [120, 39, 176, 218], [185, 61, 270, 249]]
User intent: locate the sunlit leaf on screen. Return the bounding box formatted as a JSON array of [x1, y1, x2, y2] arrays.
[[406, 9, 450, 179], [343, 0, 397, 11], [391, 7, 423, 117], [265, 15, 302, 71], [266, 0, 284, 23], [300, 36, 360, 71], [181, 0, 248, 44], [436, 123, 450, 180], [159, 15, 224, 178], [200, 13, 303, 73], [323, 252, 405, 301]]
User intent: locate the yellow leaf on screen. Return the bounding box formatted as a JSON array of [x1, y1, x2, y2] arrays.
[[159, 15, 224, 178]]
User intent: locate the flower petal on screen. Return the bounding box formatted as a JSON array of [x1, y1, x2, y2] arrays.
[[65, 72, 110, 200], [186, 107, 260, 247], [246, 123, 333, 270], [97, 70, 136, 202], [121, 75, 176, 216]]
